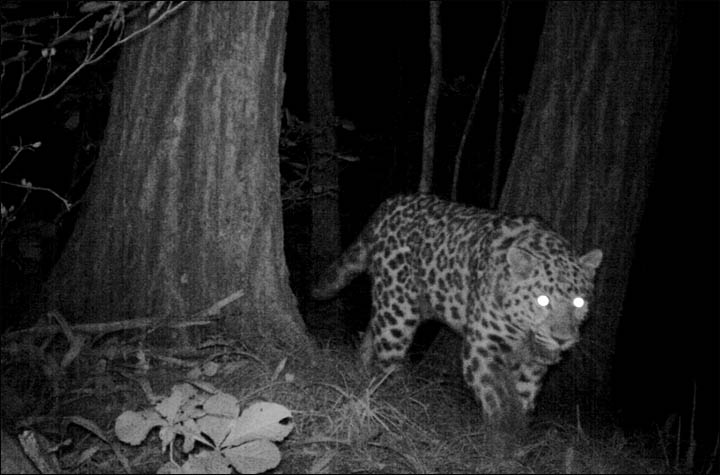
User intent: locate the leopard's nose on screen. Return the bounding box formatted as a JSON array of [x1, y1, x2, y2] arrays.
[[554, 336, 574, 348]]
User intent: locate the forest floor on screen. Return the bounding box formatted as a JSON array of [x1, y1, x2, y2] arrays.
[[1, 318, 713, 474]]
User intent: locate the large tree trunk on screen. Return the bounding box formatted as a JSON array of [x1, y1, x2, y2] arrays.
[[305, 1, 342, 335], [500, 1, 676, 414], [46, 2, 311, 349]]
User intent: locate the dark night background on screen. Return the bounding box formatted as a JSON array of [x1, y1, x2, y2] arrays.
[[1, 0, 718, 458]]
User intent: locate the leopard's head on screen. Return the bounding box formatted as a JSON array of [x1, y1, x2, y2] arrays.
[[504, 234, 602, 353]]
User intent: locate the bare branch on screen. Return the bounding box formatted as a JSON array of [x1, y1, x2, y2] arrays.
[[1, 1, 188, 121], [0, 141, 38, 175], [1, 180, 72, 210]]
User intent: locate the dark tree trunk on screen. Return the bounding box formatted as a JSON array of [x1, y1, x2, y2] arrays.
[[500, 1, 676, 414], [46, 2, 311, 349], [305, 1, 342, 335]]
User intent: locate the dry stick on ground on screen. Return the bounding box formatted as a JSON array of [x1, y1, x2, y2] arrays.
[[1, 290, 244, 342]]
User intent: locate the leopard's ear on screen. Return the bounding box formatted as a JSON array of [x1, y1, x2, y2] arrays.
[[507, 246, 536, 279], [579, 249, 603, 271]]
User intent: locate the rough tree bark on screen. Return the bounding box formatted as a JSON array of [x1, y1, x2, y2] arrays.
[[306, 1, 342, 334], [499, 1, 676, 413], [46, 2, 311, 349]]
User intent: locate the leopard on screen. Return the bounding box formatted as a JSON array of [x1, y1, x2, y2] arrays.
[[312, 194, 602, 424]]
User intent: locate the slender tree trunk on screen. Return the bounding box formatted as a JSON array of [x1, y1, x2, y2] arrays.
[[419, 0, 442, 194], [45, 2, 311, 349], [305, 1, 342, 334], [500, 1, 676, 413]]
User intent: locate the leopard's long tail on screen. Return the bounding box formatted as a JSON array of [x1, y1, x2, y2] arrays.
[[311, 197, 397, 300], [311, 234, 371, 300]]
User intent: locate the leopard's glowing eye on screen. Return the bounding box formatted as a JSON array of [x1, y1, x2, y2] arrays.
[[573, 297, 585, 308], [537, 295, 550, 307]]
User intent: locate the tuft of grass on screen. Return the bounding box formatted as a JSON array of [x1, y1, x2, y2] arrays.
[[273, 343, 673, 473], [653, 382, 719, 474]]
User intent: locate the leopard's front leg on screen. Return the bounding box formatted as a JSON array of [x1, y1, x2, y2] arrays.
[[461, 332, 524, 426], [511, 361, 549, 413]]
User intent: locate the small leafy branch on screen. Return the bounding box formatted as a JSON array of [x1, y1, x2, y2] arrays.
[[1, 1, 188, 120], [115, 383, 294, 474], [1, 1, 188, 261]]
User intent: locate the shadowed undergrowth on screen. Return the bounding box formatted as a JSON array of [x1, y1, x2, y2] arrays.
[[1, 323, 713, 473]]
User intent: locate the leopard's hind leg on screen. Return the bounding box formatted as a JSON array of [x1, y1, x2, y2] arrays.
[[362, 274, 422, 373]]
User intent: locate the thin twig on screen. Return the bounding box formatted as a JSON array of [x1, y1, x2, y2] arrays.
[[0, 180, 72, 210], [490, 0, 507, 208], [1, 142, 35, 175], [450, 1, 510, 201]]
